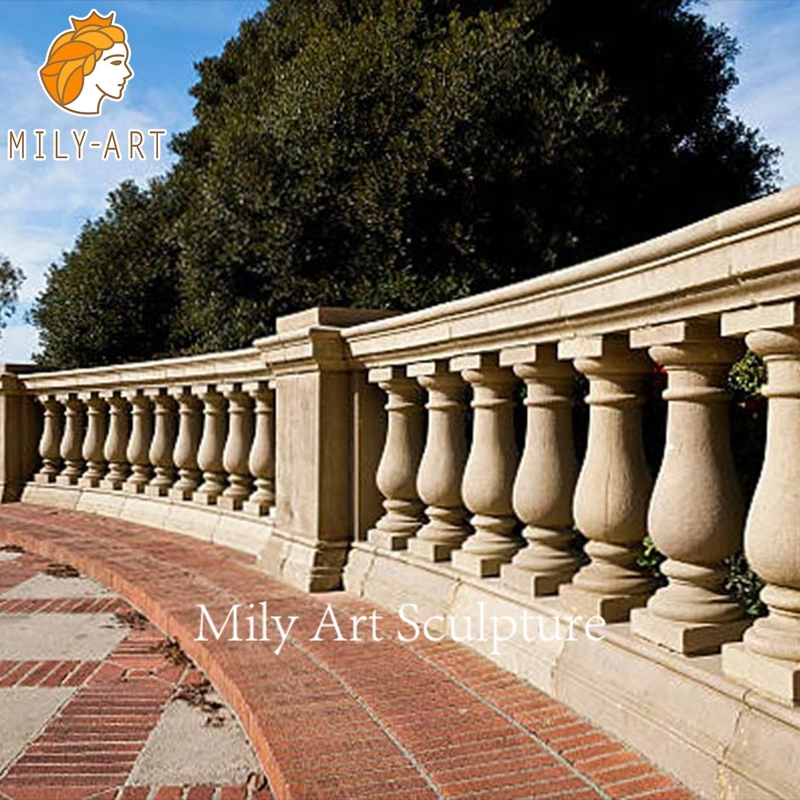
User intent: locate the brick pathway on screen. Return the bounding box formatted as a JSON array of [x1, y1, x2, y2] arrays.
[[0, 504, 696, 800]]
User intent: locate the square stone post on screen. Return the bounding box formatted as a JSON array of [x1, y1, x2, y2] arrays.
[[0, 366, 40, 502], [254, 308, 395, 592]]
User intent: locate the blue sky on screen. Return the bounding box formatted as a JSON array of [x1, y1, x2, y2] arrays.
[[1, 0, 799, 363]]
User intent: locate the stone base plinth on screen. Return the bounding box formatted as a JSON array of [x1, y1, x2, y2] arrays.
[[144, 484, 171, 498], [217, 495, 246, 512], [501, 564, 573, 598], [99, 478, 124, 491], [367, 529, 411, 551], [168, 486, 195, 502], [451, 549, 511, 578], [722, 642, 800, 706], [122, 481, 147, 494], [631, 608, 751, 656], [78, 476, 103, 489], [55, 475, 79, 487], [258, 527, 348, 592], [407, 537, 460, 562], [192, 491, 220, 506], [242, 499, 272, 517], [34, 473, 57, 486], [559, 584, 649, 623]]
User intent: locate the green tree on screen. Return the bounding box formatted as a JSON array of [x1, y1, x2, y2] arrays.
[[33, 0, 780, 365], [0, 255, 23, 336]]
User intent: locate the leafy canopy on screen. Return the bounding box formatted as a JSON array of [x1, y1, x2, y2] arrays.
[[32, 0, 780, 367]]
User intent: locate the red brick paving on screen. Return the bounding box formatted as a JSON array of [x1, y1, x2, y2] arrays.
[[0, 504, 696, 800]]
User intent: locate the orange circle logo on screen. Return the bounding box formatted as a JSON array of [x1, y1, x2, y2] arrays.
[[39, 9, 133, 116]]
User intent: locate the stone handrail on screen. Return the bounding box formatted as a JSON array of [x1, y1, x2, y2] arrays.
[[4, 185, 800, 797]]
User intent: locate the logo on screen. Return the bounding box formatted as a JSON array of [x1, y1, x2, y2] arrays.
[[39, 9, 133, 116]]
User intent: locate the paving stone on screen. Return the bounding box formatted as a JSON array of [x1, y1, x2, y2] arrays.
[[2, 574, 113, 599], [0, 614, 127, 661], [0, 687, 75, 772]]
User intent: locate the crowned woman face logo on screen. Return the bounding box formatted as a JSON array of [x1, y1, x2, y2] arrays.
[[39, 9, 133, 116]]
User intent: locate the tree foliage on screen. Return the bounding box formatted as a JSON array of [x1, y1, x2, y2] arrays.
[[0, 255, 23, 336], [32, 0, 780, 366]]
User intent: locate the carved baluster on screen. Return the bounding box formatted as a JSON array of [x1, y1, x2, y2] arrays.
[[630, 323, 748, 654], [56, 394, 85, 486], [559, 336, 654, 622], [450, 353, 522, 577], [218, 384, 255, 511], [168, 388, 203, 501], [721, 315, 800, 704], [407, 361, 470, 561], [243, 381, 276, 516], [500, 344, 581, 596], [100, 393, 130, 490], [193, 386, 228, 505], [367, 367, 425, 550], [145, 390, 177, 496], [123, 391, 153, 493], [78, 393, 108, 488], [34, 395, 63, 484]]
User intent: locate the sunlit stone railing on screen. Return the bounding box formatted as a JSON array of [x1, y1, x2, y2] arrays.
[[4, 187, 800, 798]]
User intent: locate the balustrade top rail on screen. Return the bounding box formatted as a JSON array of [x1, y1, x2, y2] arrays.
[[19, 347, 267, 393], [340, 185, 800, 367]]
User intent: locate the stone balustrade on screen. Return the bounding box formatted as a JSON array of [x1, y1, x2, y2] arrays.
[[5, 187, 800, 798]]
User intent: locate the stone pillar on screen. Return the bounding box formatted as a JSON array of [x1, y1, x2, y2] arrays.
[[78, 393, 108, 488], [450, 353, 522, 577], [499, 344, 581, 597], [193, 387, 228, 505], [34, 395, 63, 485], [168, 388, 203, 501], [123, 391, 153, 493], [558, 336, 654, 622], [242, 381, 276, 517], [630, 322, 748, 654], [407, 361, 470, 562], [721, 309, 800, 704], [100, 393, 131, 490], [0, 370, 39, 501], [218, 384, 255, 511], [55, 394, 85, 486], [145, 390, 177, 497], [366, 366, 425, 550]]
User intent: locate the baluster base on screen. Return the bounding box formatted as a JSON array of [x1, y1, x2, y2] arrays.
[[218, 495, 245, 511], [501, 564, 577, 598], [367, 528, 414, 551], [631, 608, 751, 655], [78, 475, 103, 488], [407, 537, 463, 562], [34, 471, 59, 485], [559, 583, 650, 624], [722, 642, 800, 706], [243, 499, 275, 518]]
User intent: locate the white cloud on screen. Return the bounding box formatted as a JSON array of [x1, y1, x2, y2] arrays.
[[0, 40, 192, 361]]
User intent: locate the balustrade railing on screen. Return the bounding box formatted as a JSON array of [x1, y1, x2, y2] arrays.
[[2, 186, 800, 730]]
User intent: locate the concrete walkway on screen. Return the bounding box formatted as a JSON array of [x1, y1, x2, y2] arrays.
[[0, 544, 269, 800], [0, 504, 695, 800]]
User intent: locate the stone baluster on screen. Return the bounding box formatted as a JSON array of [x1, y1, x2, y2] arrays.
[[366, 366, 425, 550], [193, 386, 228, 505], [407, 361, 470, 561], [450, 353, 522, 577], [243, 381, 276, 516], [499, 344, 581, 596], [629, 322, 748, 654], [34, 395, 63, 484], [218, 384, 255, 511], [145, 390, 177, 497], [100, 393, 131, 490], [168, 388, 203, 501], [721, 306, 800, 704], [123, 391, 153, 493], [78, 393, 108, 488], [56, 394, 85, 486], [559, 336, 654, 622]]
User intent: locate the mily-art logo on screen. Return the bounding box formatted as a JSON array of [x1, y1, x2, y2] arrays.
[[39, 9, 133, 116]]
